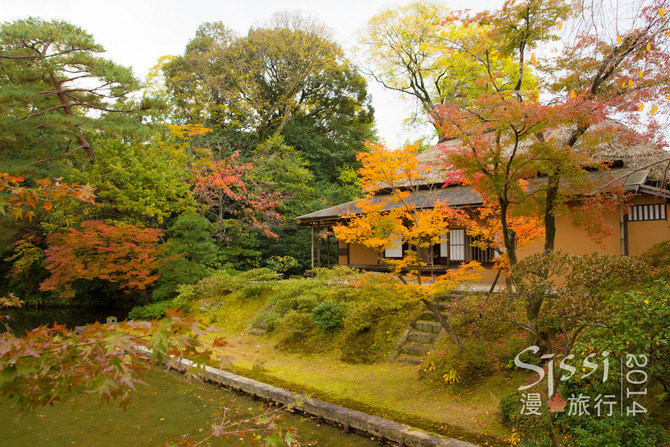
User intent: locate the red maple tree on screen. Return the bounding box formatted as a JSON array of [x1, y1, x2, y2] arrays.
[[192, 153, 283, 244], [40, 220, 165, 298]]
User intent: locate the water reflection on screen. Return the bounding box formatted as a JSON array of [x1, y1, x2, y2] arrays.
[[2, 306, 130, 335]]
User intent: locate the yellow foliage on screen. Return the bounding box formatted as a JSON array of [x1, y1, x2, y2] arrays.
[[443, 369, 460, 384]]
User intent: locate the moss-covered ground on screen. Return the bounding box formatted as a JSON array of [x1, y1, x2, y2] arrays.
[[204, 332, 523, 446], [162, 268, 525, 446]]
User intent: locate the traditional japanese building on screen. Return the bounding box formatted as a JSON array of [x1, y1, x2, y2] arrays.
[[297, 136, 670, 281]]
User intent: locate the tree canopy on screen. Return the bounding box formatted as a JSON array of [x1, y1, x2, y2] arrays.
[[0, 18, 146, 171]]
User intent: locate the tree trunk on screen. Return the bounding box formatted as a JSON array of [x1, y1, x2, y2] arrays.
[[543, 174, 560, 254], [499, 199, 518, 265], [421, 298, 466, 352], [48, 73, 95, 163]]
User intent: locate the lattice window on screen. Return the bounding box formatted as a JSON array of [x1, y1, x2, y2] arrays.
[[469, 241, 497, 263], [628, 203, 666, 221]]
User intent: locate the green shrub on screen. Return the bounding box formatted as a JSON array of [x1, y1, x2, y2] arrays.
[[342, 301, 381, 333], [253, 307, 283, 332], [498, 389, 553, 446], [276, 310, 314, 338], [567, 415, 669, 447], [128, 300, 176, 320], [311, 300, 346, 333], [419, 340, 495, 386], [641, 240, 670, 278], [574, 279, 670, 399], [265, 256, 299, 274]]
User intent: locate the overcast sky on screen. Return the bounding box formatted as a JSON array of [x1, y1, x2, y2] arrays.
[[2, 0, 502, 147]]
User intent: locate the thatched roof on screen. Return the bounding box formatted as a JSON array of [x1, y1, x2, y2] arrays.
[[409, 123, 670, 187], [296, 185, 483, 225], [297, 124, 669, 225]]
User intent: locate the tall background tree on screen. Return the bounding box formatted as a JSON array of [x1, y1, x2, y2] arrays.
[[0, 18, 148, 171], [161, 13, 376, 272]]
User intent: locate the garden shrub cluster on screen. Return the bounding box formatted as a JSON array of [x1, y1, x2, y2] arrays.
[[495, 269, 670, 446], [176, 266, 420, 363], [128, 268, 278, 329]]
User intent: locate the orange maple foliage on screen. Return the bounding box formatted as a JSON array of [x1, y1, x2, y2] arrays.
[[0, 172, 95, 221], [40, 220, 165, 298], [449, 199, 545, 272], [334, 141, 495, 285]]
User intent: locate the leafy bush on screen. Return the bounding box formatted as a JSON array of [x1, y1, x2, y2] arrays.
[[498, 389, 553, 447], [641, 240, 670, 278], [419, 340, 495, 386], [252, 307, 283, 332], [276, 310, 314, 339], [311, 300, 346, 333], [129, 300, 176, 320], [567, 415, 669, 447], [342, 301, 381, 333], [265, 256, 299, 274], [194, 268, 278, 301], [565, 252, 652, 296], [575, 279, 670, 397]]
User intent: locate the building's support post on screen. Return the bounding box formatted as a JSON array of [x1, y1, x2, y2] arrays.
[[327, 233, 331, 268], [317, 225, 322, 268], [620, 214, 629, 256], [311, 225, 315, 270]]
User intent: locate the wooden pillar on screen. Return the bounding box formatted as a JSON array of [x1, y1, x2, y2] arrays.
[[310, 225, 314, 269], [327, 234, 331, 268], [624, 216, 629, 256], [317, 225, 321, 268]]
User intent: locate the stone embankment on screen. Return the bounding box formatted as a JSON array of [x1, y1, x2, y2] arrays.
[[137, 346, 476, 447]]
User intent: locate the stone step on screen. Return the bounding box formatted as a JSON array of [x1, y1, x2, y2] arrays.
[[420, 310, 452, 321], [408, 331, 439, 344], [420, 311, 438, 321], [401, 342, 432, 356], [436, 292, 465, 302], [414, 320, 441, 334], [395, 355, 423, 365], [248, 328, 266, 336]]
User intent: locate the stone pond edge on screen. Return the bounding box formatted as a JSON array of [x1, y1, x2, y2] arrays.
[[135, 347, 476, 447]]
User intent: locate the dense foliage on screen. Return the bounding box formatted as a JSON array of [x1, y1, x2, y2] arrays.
[[1, 3, 670, 446], [0, 14, 374, 305]]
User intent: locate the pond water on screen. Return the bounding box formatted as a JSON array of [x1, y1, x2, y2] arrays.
[[1, 309, 378, 446], [3, 306, 129, 336], [0, 368, 377, 446]]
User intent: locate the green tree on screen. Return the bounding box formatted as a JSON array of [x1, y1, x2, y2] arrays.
[[0, 18, 145, 171], [152, 214, 218, 301], [357, 0, 522, 134], [163, 14, 342, 143], [53, 131, 197, 229], [280, 64, 375, 183]]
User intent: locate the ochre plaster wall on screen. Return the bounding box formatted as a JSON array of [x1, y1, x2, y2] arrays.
[[626, 196, 670, 256], [336, 193, 670, 277], [337, 240, 349, 265], [348, 242, 380, 265]]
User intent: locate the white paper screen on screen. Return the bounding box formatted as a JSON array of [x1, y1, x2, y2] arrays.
[[384, 236, 403, 258], [450, 229, 465, 261]]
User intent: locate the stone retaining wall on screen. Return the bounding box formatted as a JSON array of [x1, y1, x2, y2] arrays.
[[136, 347, 477, 447]]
